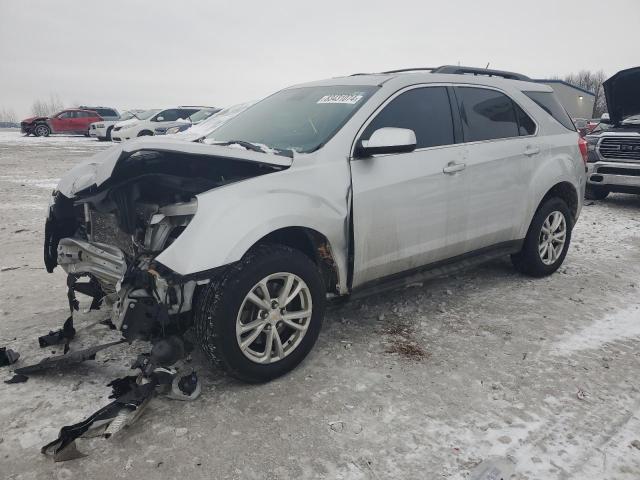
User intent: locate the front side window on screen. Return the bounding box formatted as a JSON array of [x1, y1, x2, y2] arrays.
[[361, 86, 455, 149], [57, 111, 72, 119], [154, 109, 182, 122], [207, 85, 377, 153], [456, 87, 519, 141]]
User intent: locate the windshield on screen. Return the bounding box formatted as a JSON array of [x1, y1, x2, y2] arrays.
[[135, 109, 160, 120], [189, 108, 218, 124], [206, 85, 377, 153], [120, 110, 140, 121]]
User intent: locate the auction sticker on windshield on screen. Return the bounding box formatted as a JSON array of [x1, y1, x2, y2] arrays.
[[317, 94, 364, 104]]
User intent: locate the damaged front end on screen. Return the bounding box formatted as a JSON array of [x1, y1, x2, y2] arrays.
[[44, 142, 289, 343]]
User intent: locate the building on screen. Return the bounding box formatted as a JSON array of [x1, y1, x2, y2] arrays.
[[534, 79, 596, 119]]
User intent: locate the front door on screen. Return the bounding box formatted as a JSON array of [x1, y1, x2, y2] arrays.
[[350, 85, 466, 288]]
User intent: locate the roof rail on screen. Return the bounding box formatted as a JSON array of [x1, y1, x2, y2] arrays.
[[380, 67, 436, 74], [432, 65, 530, 81]]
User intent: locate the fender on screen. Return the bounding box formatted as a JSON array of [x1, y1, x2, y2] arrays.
[[154, 156, 352, 293], [518, 133, 585, 238]]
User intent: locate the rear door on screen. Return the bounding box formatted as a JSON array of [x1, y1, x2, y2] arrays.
[[350, 85, 467, 287], [450, 86, 536, 254]]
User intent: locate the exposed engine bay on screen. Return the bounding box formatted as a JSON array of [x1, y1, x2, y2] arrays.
[[44, 148, 285, 342]]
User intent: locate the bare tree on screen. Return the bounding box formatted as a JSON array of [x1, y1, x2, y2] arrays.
[[31, 94, 64, 117], [0, 107, 17, 124], [563, 70, 608, 118]]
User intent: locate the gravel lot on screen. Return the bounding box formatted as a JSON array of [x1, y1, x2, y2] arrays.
[[1, 129, 640, 479]]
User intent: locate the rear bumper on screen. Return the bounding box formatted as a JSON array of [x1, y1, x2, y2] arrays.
[[587, 161, 640, 192]]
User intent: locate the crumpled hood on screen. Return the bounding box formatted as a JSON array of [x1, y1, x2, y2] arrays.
[[22, 116, 48, 124], [604, 66, 640, 125], [56, 137, 293, 197]]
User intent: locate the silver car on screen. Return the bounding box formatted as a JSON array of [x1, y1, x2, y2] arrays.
[[45, 66, 586, 382]]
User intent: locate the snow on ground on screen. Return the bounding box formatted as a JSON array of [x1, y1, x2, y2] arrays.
[[1, 134, 640, 479], [551, 304, 640, 355]]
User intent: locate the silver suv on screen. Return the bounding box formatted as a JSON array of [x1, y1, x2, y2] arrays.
[[45, 66, 586, 382]]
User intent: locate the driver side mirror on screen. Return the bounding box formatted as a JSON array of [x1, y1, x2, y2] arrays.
[[599, 113, 611, 124], [355, 127, 417, 157]]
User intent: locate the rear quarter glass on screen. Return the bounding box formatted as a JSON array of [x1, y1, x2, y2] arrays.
[[523, 91, 576, 131]]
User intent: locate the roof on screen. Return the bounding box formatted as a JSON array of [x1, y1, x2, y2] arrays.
[[289, 71, 552, 93], [533, 79, 596, 96]]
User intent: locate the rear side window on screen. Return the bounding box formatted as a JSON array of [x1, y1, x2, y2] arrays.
[[96, 109, 117, 117], [179, 109, 199, 119], [362, 86, 455, 149], [455, 87, 519, 141], [523, 91, 575, 131]]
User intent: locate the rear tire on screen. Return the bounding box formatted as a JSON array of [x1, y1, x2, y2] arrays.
[[511, 197, 573, 277], [34, 124, 50, 137], [106, 126, 113, 141], [195, 244, 325, 383], [585, 185, 609, 200]]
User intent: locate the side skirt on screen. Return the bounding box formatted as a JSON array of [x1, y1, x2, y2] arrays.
[[347, 240, 523, 301]]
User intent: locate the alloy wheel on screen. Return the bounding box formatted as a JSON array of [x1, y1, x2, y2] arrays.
[[538, 211, 566, 265], [235, 272, 312, 364]]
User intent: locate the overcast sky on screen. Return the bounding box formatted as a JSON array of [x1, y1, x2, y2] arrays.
[[1, 0, 638, 119]]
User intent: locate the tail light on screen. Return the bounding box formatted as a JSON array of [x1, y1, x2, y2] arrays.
[[578, 137, 588, 166]]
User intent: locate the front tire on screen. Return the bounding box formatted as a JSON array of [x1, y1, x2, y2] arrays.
[[34, 124, 50, 137], [106, 126, 113, 141], [137, 130, 153, 137], [585, 185, 609, 200], [195, 244, 325, 383], [511, 197, 573, 277]]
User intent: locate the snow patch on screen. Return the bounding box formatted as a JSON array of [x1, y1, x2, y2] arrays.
[[551, 305, 640, 355]]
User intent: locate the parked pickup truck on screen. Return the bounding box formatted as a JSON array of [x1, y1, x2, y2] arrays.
[[43, 66, 585, 382], [585, 67, 640, 200]]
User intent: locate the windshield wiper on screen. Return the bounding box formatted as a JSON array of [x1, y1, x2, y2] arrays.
[[215, 140, 266, 153]]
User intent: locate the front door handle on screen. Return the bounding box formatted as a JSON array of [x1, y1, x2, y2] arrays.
[[524, 146, 541, 156], [443, 161, 466, 174]]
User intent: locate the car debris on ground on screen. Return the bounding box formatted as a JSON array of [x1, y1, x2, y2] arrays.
[[3, 304, 202, 462]]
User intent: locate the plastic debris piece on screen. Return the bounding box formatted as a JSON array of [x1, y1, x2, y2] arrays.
[[4, 373, 28, 384], [38, 316, 76, 348], [0, 347, 20, 366], [15, 339, 125, 375]]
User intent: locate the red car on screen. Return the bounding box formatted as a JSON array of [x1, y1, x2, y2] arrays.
[[21, 109, 103, 137]]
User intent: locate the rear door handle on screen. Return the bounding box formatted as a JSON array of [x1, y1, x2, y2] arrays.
[[524, 146, 540, 156], [443, 161, 466, 174]]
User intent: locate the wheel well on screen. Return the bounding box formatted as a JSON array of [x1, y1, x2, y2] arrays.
[[252, 227, 340, 294], [138, 130, 153, 136], [540, 182, 578, 221]]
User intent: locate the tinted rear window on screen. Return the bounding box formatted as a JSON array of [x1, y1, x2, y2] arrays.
[[455, 87, 519, 141], [95, 109, 117, 117], [523, 91, 575, 131], [362, 86, 455, 149]]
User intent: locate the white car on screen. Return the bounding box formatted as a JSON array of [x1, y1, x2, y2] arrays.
[[89, 110, 144, 141], [47, 65, 586, 383], [164, 102, 255, 141], [111, 107, 212, 142]]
